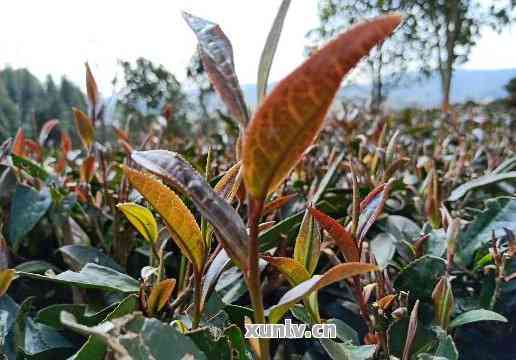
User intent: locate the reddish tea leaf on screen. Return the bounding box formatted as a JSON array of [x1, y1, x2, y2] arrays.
[[73, 108, 95, 151], [242, 14, 402, 199], [12, 128, 26, 157], [61, 132, 72, 155], [147, 278, 176, 316], [309, 207, 360, 262], [24, 139, 43, 163], [85, 62, 99, 110], [357, 181, 393, 242], [183, 12, 249, 127], [80, 155, 97, 183]]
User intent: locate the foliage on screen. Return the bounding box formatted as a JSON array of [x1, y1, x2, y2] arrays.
[[1, 7, 516, 360]]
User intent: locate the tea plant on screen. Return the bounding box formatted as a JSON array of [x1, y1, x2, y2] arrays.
[[1, 3, 515, 360]]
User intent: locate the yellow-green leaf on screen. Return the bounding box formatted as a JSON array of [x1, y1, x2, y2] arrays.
[[117, 202, 158, 243], [262, 256, 310, 287], [266, 262, 377, 323], [72, 108, 95, 150], [242, 14, 402, 199], [125, 167, 204, 273], [147, 278, 176, 316], [293, 210, 321, 275], [0, 269, 16, 296]]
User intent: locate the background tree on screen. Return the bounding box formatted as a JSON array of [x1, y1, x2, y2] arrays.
[[0, 67, 85, 141], [308, 0, 418, 112], [404, 0, 516, 111], [505, 77, 516, 106], [115, 58, 191, 141]]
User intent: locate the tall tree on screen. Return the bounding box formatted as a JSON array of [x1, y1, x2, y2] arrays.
[[115, 58, 191, 139], [405, 0, 515, 111]]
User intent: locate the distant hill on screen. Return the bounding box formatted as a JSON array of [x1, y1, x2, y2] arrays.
[[239, 68, 516, 109]]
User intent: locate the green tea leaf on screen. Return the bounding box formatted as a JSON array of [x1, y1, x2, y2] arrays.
[[9, 185, 52, 250], [117, 202, 159, 243], [449, 309, 507, 329]]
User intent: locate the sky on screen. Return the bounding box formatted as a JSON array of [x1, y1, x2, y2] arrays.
[[1, 0, 515, 94]]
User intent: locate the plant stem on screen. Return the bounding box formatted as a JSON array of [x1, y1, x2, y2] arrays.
[[247, 198, 269, 360], [192, 272, 202, 329]]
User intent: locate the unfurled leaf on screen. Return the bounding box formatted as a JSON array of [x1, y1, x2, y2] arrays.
[[38, 119, 60, 145], [457, 197, 516, 266], [357, 181, 392, 242], [309, 207, 359, 262], [147, 279, 176, 316], [9, 185, 52, 250], [117, 202, 159, 244], [11, 128, 25, 157], [73, 108, 95, 150], [0, 269, 16, 296], [124, 167, 204, 273], [85, 62, 99, 110], [377, 294, 397, 310], [80, 155, 96, 183], [262, 256, 310, 286], [17, 263, 139, 293], [448, 171, 516, 202], [449, 309, 507, 329], [24, 139, 43, 162], [432, 276, 454, 329], [11, 154, 52, 182], [183, 12, 249, 127], [294, 210, 321, 274], [242, 14, 402, 199], [394, 256, 446, 301], [61, 132, 72, 155], [130, 150, 249, 271], [266, 262, 377, 323], [257, 0, 291, 103]]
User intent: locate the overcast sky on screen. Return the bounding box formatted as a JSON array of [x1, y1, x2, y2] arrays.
[[1, 0, 515, 93]]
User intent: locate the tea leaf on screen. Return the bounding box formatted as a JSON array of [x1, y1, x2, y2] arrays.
[[257, 0, 291, 104], [80, 155, 97, 183], [130, 150, 249, 271], [394, 256, 446, 301], [202, 250, 231, 305], [117, 202, 159, 244], [402, 300, 420, 360], [124, 167, 204, 273], [213, 161, 241, 202], [432, 277, 454, 329], [448, 171, 516, 201], [11, 128, 26, 157], [261, 256, 310, 286], [147, 279, 176, 316], [85, 62, 99, 109], [73, 108, 95, 150], [0, 269, 16, 296], [11, 154, 52, 182], [17, 263, 139, 293], [357, 181, 393, 242], [267, 262, 377, 323], [294, 210, 321, 274], [456, 197, 516, 266], [242, 14, 402, 199], [9, 185, 52, 250], [449, 309, 507, 329], [309, 207, 359, 262], [183, 12, 249, 127]]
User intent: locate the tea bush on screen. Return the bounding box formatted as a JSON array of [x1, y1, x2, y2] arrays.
[[1, 6, 516, 360]]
